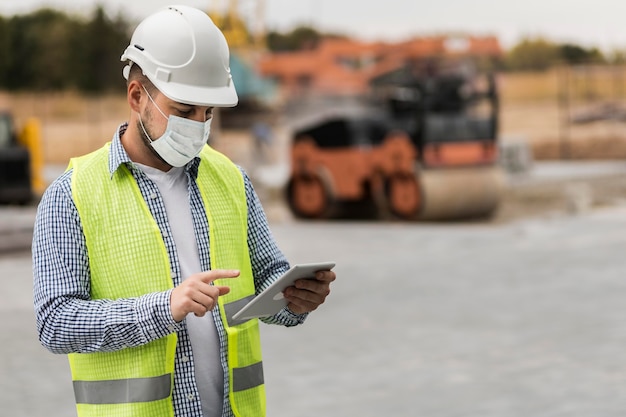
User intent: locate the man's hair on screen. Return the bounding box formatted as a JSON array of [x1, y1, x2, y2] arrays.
[[127, 63, 158, 96]]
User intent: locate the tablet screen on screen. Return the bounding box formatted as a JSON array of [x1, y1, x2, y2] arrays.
[[231, 261, 335, 321]]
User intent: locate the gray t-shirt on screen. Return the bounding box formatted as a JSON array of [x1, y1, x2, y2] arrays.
[[137, 163, 223, 417]]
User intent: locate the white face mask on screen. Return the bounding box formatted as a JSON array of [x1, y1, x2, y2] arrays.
[[139, 86, 212, 167]]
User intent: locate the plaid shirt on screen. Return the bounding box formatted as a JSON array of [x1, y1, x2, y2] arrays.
[[32, 123, 306, 417]]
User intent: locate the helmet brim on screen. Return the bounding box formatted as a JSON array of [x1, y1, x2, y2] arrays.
[[156, 79, 239, 108]]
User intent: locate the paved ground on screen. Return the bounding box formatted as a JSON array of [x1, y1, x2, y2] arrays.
[[0, 205, 37, 253], [508, 160, 626, 185], [3, 194, 626, 416]]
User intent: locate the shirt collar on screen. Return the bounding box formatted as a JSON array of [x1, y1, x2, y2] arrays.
[[109, 122, 201, 179], [108, 123, 132, 177]]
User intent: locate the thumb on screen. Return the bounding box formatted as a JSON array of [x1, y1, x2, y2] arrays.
[[217, 286, 231, 296]]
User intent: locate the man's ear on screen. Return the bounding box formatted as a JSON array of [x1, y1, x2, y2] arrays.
[[128, 80, 143, 113]]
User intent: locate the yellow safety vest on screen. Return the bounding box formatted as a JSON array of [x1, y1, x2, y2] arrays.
[[68, 143, 265, 417]]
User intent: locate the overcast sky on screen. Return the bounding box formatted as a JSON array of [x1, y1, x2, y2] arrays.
[[0, 0, 625, 51]]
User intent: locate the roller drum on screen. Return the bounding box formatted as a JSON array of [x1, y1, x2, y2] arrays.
[[417, 166, 505, 220]]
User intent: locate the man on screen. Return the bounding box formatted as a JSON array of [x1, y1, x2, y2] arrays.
[[32, 5, 335, 417]]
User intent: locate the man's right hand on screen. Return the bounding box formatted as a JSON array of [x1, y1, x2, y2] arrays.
[[170, 269, 240, 322]]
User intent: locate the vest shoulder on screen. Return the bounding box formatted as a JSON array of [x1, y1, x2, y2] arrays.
[[200, 145, 235, 166], [69, 143, 111, 172], [199, 146, 243, 178]]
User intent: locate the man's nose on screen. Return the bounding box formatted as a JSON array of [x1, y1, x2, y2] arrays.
[[189, 108, 212, 123], [189, 111, 206, 123]]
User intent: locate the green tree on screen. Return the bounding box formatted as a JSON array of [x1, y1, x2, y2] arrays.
[[608, 49, 626, 64], [267, 26, 324, 51], [30, 9, 78, 90], [3, 13, 38, 89], [0, 16, 8, 84], [505, 37, 560, 71], [0, 6, 130, 91], [74, 6, 130, 92], [558, 44, 604, 64]]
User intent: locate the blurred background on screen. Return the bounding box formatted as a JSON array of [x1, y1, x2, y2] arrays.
[[2, 0, 626, 220], [3, 2, 626, 417]]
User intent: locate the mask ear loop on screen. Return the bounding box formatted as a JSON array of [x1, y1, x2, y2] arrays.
[[137, 113, 155, 144], [141, 85, 169, 120], [138, 84, 169, 144]]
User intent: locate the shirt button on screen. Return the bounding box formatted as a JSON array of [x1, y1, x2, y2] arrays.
[[187, 394, 195, 401], [182, 355, 189, 363], [150, 192, 157, 200], [167, 325, 175, 332], [162, 231, 169, 238]]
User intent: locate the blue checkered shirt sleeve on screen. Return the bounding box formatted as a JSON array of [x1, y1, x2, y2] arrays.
[[33, 170, 304, 354]]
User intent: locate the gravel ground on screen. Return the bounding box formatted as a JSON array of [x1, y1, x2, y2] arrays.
[[493, 171, 626, 224], [7, 203, 626, 417]]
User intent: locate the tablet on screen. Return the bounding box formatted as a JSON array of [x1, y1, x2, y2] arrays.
[[231, 261, 336, 321]]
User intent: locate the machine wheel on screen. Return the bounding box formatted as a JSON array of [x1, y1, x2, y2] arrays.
[[385, 173, 421, 220], [286, 174, 336, 219]]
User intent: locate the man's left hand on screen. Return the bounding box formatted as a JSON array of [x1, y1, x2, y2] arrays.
[[283, 270, 336, 315]]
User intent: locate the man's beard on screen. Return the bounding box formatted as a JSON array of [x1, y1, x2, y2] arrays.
[[136, 110, 169, 165]]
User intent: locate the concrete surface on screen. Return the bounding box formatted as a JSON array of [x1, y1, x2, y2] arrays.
[[508, 160, 626, 187], [3, 198, 626, 416], [3, 160, 626, 416], [0, 205, 37, 253]]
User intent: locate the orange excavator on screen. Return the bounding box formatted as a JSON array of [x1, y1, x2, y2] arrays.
[[285, 58, 504, 221]]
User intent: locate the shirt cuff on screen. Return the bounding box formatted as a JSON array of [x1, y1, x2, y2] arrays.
[[135, 290, 183, 342], [261, 306, 308, 327]]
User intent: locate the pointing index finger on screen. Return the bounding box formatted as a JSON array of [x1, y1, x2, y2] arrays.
[[201, 269, 240, 283]]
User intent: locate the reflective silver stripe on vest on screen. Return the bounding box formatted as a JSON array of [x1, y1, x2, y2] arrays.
[[224, 295, 256, 327], [73, 374, 171, 404], [232, 361, 264, 392]]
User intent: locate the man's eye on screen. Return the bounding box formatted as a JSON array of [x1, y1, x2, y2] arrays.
[[178, 109, 192, 117]]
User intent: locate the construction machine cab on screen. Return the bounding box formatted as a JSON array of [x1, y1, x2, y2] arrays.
[[0, 112, 33, 205], [371, 59, 499, 167], [292, 112, 391, 149]]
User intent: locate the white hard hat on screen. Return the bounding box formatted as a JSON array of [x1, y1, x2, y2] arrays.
[[121, 5, 238, 107]]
